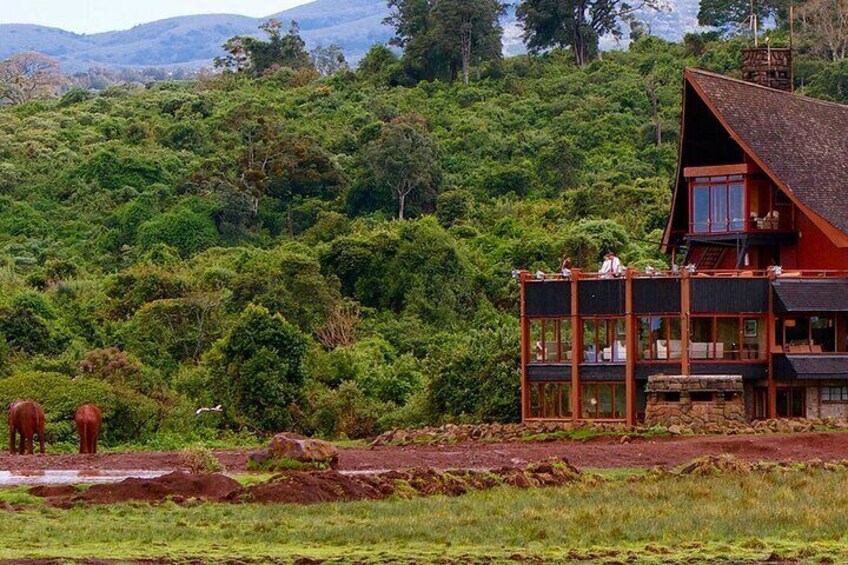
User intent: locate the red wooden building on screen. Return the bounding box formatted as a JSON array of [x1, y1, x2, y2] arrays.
[[519, 52, 848, 425]]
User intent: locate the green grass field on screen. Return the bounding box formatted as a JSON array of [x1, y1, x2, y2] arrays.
[[3, 468, 848, 563]]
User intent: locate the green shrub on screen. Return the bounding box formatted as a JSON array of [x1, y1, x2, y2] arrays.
[[206, 304, 308, 432], [178, 447, 225, 474]]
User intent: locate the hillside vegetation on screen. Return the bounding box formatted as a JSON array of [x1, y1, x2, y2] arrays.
[[0, 34, 828, 446]]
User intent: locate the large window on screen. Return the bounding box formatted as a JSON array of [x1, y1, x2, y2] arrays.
[[529, 382, 572, 418], [778, 316, 836, 353], [690, 175, 746, 233], [581, 383, 626, 419], [638, 317, 682, 361], [823, 386, 848, 403], [529, 319, 572, 363], [583, 318, 626, 363], [690, 316, 766, 360]]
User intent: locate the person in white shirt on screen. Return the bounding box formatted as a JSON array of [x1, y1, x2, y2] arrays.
[[599, 252, 623, 277]]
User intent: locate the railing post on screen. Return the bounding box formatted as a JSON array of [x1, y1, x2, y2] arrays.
[[571, 270, 581, 422], [625, 269, 637, 427]]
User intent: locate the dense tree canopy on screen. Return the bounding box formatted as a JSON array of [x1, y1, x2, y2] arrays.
[[0, 28, 845, 444]]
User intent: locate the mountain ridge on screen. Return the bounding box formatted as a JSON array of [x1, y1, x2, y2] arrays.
[[0, 0, 705, 73]]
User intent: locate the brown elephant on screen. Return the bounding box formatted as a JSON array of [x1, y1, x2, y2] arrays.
[[8, 400, 46, 455], [74, 404, 102, 454]]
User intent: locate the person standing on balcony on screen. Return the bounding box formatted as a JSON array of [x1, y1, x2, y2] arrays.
[[561, 256, 573, 278], [599, 252, 623, 278]]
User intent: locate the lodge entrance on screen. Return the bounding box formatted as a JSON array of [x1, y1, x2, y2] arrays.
[[754, 386, 806, 418], [777, 387, 806, 418]]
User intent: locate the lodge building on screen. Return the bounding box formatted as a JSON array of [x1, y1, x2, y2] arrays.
[[519, 49, 848, 426]]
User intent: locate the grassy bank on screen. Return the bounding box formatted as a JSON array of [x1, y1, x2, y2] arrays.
[[3, 468, 848, 562]]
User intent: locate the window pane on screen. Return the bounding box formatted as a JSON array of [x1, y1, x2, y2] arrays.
[[668, 318, 682, 359], [597, 320, 611, 363], [811, 316, 835, 352], [613, 384, 627, 419], [583, 320, 597, 363], [783, 318, 810, 351], [690, 318, 714, 360], [613, 319, 626, 362], [597, 384, 613, 418], [544, 320, 559, 362], [530, 383, 541, 417], [711, 184, 728, 232], [717, 318, 739, 360], [581, 384, 597, 418], [742, 318, 765, 359], [560, 319, 572, 362], [638, 318, 652, 360], [693, 185, 709, 233], [729, 182, 745, 231], [530, 320, 543, 363]]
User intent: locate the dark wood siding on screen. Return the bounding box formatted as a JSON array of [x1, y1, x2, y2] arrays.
[[691, 278, 769, 313], [578, 280, 625, 315], [527, 365, 570, 381], [635, 364, 682, 380], [634, 279, 681, 314], [525, 281, 571, 317], [579, 364, 626, 380], [690, 362, 768, 380]]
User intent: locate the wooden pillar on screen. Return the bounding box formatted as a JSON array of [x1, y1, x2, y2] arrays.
[[680, 271, 691, 376], [625, 271, 638, 426], [767, 272, 777, 419], [571, 270, 581, 422], [519, 273, 529, 422]]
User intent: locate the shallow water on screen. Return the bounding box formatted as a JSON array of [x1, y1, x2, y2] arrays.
[[0, 469, 169, 486]]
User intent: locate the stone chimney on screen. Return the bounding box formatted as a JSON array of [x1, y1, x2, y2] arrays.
[[742, 47, 792, 91]]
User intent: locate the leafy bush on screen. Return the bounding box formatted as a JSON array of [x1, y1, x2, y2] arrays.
[[207, 304, 308, 432], [178, 447, 225, 474]]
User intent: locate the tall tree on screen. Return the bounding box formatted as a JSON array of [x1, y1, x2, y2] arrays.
[[214, 19, 313, 77], [697, 0, 787, 36], [310, 44, 350, 76], [239, 121, 345, 235], [517, 0, 659, 66], [0, 52, 64, 105], [385, 0, 504, 82], [797, 0, 848, 62], [366, 116, 440, 220]]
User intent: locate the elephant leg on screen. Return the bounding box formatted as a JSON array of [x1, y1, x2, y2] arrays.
[[9, 426, 15, 455], [92, 431, 98, 454], [39, 429, 45, 455], [26, 434, 33, 455], [18, 433, 25, 455]]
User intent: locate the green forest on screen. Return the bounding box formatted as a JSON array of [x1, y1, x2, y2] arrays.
[[1, 0, 847, 448]]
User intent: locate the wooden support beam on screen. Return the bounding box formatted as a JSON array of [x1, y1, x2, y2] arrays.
[[625, 270, 637, 427], [767, 271, 777, 419], [571, 270, 581, 422], [681, 272, 691, 376], [519, 274, 529, 422]]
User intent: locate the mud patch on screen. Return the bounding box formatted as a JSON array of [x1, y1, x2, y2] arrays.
[[36, 471, 242, 507], [240, 459, 580, 505]]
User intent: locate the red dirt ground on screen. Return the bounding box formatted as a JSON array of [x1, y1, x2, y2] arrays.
[[2, 431, 848, 474]]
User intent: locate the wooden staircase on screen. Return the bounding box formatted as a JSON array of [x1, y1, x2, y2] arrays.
[[697, 246, 726, 270]]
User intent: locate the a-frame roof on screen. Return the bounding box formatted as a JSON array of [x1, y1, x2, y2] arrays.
[[665, 68, 848, 249]]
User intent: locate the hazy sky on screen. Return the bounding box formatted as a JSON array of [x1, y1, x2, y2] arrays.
[[2, 0, 312, 34]]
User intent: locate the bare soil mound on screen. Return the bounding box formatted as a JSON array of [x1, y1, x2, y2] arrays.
[[240, 459, 580, 505], [36, 471, 241, 507]]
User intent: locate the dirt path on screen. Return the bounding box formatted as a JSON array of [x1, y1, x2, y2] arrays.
[[2, 431, 848, 475]]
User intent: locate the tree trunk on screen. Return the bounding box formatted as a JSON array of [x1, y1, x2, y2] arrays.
[[287, 201, 294, 237], [398, 192, 406, 221]]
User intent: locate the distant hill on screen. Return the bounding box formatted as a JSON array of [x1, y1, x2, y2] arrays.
[[0, 0, 707, 73]]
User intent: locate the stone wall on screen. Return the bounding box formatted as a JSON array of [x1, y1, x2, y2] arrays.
[[644, 375, 747, 429]]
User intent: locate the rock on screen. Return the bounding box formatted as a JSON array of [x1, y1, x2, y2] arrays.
[[668, 424, 684, 435], [252, 432, 339, 468]]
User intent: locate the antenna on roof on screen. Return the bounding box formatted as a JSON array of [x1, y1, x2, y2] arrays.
[[750, 0, 759, 47]]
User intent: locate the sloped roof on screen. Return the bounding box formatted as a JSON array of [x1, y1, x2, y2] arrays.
[[685, 69, 848, 239], [773, 279, 848, 312]]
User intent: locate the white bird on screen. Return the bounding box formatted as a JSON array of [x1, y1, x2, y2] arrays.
[[195, 405, 223, 416]]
